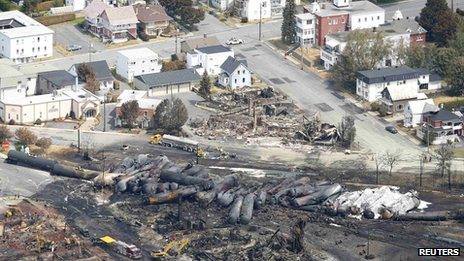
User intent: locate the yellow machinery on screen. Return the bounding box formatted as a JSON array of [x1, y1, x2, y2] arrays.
[[149, 134, 163, 144], [151, 239, 189, 259]]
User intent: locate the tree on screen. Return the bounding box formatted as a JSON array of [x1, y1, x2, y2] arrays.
[[77, 63, 100, 94], [373, 153, 384, 184], [180, 7, 205, 30], [0, 125, 12, 142], [281, 0, 296, 45], [331, 31, 391, 91], [434, 142, 455, 190], [199, 71, 211, 98], [403, 43, 438, 70], [21, 0, 39, 14], [153, 98, 188, 132], [431, 47, 459, 79], [419, 0, 458, 46], [15, 127, 37, 145], [0, 0, 12, 11], [36, 137, 52, 150], [338, 116, 356, 148], [447, 57, 464, 96], [161, 60, 186, 72], [449, 30, 464, 54], [120, 100, 140, 129], [382, 150, 402, 176]]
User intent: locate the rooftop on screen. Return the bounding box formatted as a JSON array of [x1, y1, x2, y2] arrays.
[[118, 47, 158, 59], [427, 110, 461, 122], [384, 85, 418, 101], [181, 36, 220, 52], [117, 90, 147, 102], [84, 0, 110, 19], [2, 91, 71, 106], [407, 99, 438, 114], [117, 97, 162, 110], [136, 69, 200, 88], [307, 1, 384, 17], [220, 56, 249, 75], [38, 70, 76, 87], [356, 66, 425, 84], [0, 11, 54, 38], [133, 4, 172, 23], [196, 45, 232, 54], [101, 6, 138, 25], [73, 60, 114, 82]]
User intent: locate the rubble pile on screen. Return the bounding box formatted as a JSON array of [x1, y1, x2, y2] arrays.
[[190, 87, 310, 142], [0, 199, 108, 260], [104, 155, 429, 223]]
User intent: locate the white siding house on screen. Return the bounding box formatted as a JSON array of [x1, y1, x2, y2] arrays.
[[295, 13, 316, 46], [116, 48, 162, 83], [211, 0, 234, 11], [403, 99, 438, 128], [66, 0, 86, 11], [240, 0, 271, 21], [187, 45, 234, 76], [0, 11, 54, 64], [218, 57, 252, 89]]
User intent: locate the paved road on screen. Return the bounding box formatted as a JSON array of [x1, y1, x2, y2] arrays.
[[0, 159, 53, 197], [382, 0, 464, 19]]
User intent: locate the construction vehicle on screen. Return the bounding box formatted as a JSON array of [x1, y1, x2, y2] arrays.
[[151, 239, 189, 259], [149, 134, 206, 157], [99, 236, 142, 259]]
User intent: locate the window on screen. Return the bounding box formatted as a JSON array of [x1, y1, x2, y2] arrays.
[[16, 114, 18, 120], [234, 79, 237, 84], [8, 113, 10, 119], [44, 46, 47, 51], [16, 40, 19, 44], [243, 70, 245, 74], [397, 104, 403, 110], [364, 17, 367, 22], [32, 47, 35, 52], [242, 78, 245, 83], [38, 47, 40, 52], [377, 16, 380, 20], [37, 37, 40, 42], [358, 18, 361, 22]]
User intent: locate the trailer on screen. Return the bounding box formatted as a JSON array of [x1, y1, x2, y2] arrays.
[[99, 236, 142, 259]]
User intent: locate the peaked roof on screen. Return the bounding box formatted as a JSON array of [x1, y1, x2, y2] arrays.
[[220, 56, 249, 75], [196, 45, 231, 54], [357, 66, 424, 84], [181, 36, 220, 52], [74, 60, 114, 82], [133, 4, 172, 23], [38, 70, 76, 88], [101, 6, 138, 25], [84, 0, 110, 19], [407, 98, 438, 114], [427, 110, 461, 121], [384, 85, 418, 101]]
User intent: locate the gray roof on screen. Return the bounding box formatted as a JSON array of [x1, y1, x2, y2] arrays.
[[309, 0, 384, 17], [38, 70, 76, 87], [74, 60, 114, 82], [220, 56, 248, 75], [196, 45, 231, 54], [356, 66, 424, 84], [430, 73, 442, 82], [427, 110, 460, 122], [136, 69, 200, 88]]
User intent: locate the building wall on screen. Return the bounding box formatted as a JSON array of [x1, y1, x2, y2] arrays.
[[295, 14, 316, 45], [242, 0, 272, 21], [66, 0, 86, 11], [0, 33, 53, 63], [116, 52, 162, 83], [0, 98, 72, 124], [133, 81, 194, 96], [410, 33, 426, 45], [356, 78, 419, 102], [349, 11, 385, 30], [315, 14, 348, 46], [230, 65, 252, 89]]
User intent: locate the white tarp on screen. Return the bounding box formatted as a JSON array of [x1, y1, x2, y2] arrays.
[[333, 186, 428, 219]]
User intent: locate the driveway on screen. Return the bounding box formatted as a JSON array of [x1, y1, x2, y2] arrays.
[[51, 23, 105, 55]]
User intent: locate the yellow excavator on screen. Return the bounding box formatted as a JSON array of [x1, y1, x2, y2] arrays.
[[151, 239, 189, 259]]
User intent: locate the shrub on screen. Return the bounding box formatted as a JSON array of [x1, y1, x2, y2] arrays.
[[70, 111, 76, 119], [113, 81, 120, 90], [241, 17, 248, 23], [35, 118, 42, 125], [370, 102, 381, 112], [36, 137, 52, 150], [0, 125, 12, 142], [36, 1, 54, 11], [8, 119, 15, 125], [138, 31, 150, 42], [15, 127, 37, 145]]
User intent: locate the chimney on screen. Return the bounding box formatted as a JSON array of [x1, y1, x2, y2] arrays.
[[74, 76, 79, 91]]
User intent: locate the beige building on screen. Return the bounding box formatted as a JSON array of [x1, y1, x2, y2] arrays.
[[0, 88, 100, 124]]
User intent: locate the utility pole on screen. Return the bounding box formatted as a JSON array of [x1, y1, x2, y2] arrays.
[[175, 29, 180, 54], [300, 44, 304, 70], [451, 0, 454, 13], [259, 1, 263, 41], [419, 154, 423, 189], [103, 95, 107, 132]]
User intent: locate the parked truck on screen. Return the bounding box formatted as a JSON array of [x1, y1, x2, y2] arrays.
[[149, 134, 205, 157], [99, 236, 142, 259]]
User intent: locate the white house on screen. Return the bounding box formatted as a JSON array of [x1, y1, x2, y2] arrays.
[[211, 0, 234, 11], [295, 13, 316, 46], [68, 60, 115, 98], [116, 48, 162, 83], [0, 11, 54, 64], [66, 0, 86, 11], [239, 0, 272, 21], [403, 98, 438, 128], [218, 57, 252, 89], [187, 45, 234, 76], [355, 66, 438, 103]]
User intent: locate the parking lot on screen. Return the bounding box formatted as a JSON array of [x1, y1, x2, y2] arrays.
[[51, 23, 105, 55]]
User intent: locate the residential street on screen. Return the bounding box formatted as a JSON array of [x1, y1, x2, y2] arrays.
[[24, 0, 453, 157]]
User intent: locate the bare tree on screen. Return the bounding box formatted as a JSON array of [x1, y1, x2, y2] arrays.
[[15, 127, 37, 145], [433, 141, 455, 189], [77, 63, 100, 94], [338, 116, 356, 148], [373, 153, 384, 184], [382, 150, 402, 176]]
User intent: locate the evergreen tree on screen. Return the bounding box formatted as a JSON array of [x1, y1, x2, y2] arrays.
[[199, 71, 211, 97], [281, 0, 296, 45], [419, 0, 458, 46], [153, 98, 188, 132]]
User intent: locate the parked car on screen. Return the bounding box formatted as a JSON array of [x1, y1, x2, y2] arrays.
[[66, 44, 82, 52], [385, 126, 398, 134], [226, 37, 243, 45]]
